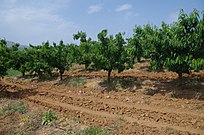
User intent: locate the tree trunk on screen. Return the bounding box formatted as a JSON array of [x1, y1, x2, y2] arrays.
[[38, 71, 43, 79], [137, 57, 141, 62], [59, 70, 64, 81], [132, 56, 136, 64], [22, 71, 25, 77], [178, 72, 183, 86], [85, 63, 88, 71], [60, 72, 63, 81], [178, 73, 183, 79], [107, 69, 112, 82]]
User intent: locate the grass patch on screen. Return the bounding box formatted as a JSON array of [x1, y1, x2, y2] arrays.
[[117, 115, 125, 122], [99, 77, 141, 92], [0, 109, 3, 117], [165, 127, 174, 133], [1, 101, 26, 115], [68, 77, 87, 87], [6, 68, 22, 77], [80, 127, 110, 135]]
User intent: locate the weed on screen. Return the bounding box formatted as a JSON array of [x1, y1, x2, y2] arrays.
[[133, 121, 139, 126], [143, 99, 151, 105], [2, 101, 26, 115], [0, 109, 3, 117], [80, 127, 109, 135], [41, 109, 57, 125], [165, 127, 174, 133], [108, 124, 117, 131], [117, 115, 125, 122], [194, 92, 201, 99], [6, 68, 22, 77], [169, 91, 177, 98], [20, 115, 30, 122]]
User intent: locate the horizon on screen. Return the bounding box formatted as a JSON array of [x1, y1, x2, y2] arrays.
[[0, 0, 204, 45]]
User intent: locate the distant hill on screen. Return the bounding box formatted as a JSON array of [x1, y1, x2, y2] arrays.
[[6, 41, 28, 50]]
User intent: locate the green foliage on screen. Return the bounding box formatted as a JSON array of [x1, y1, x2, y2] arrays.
[[150, 23, 170, 70], [6, 68, 22, 77], [41, 109, 57, 125], [50, 41, 73, 80], [25, 42, 53, 78], [2, 101, 26, 115], [9, 46, 28, 77], [0, 9, 203, 80], [127, 25, 144, 63], [163, 9, 204, 78], [73, 31, 93, 70], [146, 9, 204, 77], [0, 39, 10, 77], [92, 30, 132, 81], [142, 24, 155, 58], [81, 127, 109, 135]]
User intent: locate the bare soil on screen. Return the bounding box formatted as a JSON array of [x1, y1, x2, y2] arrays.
[[0, 61, 204, 135]]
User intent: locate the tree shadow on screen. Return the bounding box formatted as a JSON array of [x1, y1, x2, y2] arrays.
[[98, 77, 142, 92], [154, 77, 204, 100], [0, 84, 38, 99], [79, 68, 99, 73], [21, 72, 59, 82]]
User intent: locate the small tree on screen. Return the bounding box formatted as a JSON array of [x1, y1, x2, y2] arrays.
[[0, 39, 10, 77], [92, 30, 131, 82], [73, 31, 93, 70], [25, 42, 53, 79], [150, 23, 171, 70], [127, 25, 144, 63], [163, 9, 204, 78], [142, 24, 155, 58], [8, 43, 28, 77], [50, 41, 73, 80]]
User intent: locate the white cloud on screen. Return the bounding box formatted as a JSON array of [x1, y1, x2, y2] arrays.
[[168, 11, 179, 23], [115, 4, 132, 12], [87, 4, 102, 14], [0, 1, 77, 45]]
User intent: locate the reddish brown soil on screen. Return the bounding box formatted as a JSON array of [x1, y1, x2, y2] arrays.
[[0, 62, 204, 134]]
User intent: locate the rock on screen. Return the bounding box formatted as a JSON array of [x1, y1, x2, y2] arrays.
[[191, 119, 197, 124], [61, 96, 66, 102], [125, 97, 130, 101], [106, 95, 110, 99], [140, 114, 145, 117]]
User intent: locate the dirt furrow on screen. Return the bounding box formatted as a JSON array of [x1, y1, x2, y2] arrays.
[[34, 88, 204, 116], [35, 90, 204, 130], [1, 80, 204, 131], [26, 96, 204, 135]]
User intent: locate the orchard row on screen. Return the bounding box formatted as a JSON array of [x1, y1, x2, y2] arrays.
[[0, 9, 203, 80]]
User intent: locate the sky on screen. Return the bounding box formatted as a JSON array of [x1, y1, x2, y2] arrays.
[[0, 0, 204, 45]]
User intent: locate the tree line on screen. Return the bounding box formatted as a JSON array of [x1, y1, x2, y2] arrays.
[[0, 9, 203, 81]]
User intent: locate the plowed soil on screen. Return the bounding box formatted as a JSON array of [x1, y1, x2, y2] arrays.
[[0, 62, 204, 134]]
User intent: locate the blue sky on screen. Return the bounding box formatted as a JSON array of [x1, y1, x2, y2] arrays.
[[0, 0, 203, 45]]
